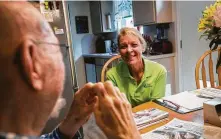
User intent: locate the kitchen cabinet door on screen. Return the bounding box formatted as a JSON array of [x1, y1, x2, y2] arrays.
[[132, 1, 172, 26], [90, 1, 103, 33], [132, 1, 156, 25], [84, 58, 97, 83], [86, 64, 96, 83], [101, 1, 115, 32], [96, 65, 103, 82], [152, 57, 175, 96], [90, 1, 114, 34], [95, 58, 109, 82]]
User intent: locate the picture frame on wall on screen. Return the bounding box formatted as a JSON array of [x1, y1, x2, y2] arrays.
[[75, 16, 89, 34]]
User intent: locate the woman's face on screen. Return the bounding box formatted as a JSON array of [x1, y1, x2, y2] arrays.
[[118, 34, 143, 66]]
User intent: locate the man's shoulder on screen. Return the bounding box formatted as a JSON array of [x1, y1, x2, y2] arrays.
[[0, 132, 39, 139]]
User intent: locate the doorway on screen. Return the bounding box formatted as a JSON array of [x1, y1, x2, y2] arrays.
[[176, 1, 214, 91]]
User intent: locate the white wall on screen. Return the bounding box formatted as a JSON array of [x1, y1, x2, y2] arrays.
[[68, 1, 95, 87]]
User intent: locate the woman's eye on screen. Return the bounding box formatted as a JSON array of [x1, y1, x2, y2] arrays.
[[119, 45, 127, 49], [132, 44, 138, 47]]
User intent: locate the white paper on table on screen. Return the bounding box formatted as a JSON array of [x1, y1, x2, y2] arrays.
[[193, 88, 221, 98], [141, 118, 203, 139], [163, 91, 210, 110]]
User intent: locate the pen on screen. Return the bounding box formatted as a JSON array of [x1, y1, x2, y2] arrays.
[[162, 99, 180, 111]]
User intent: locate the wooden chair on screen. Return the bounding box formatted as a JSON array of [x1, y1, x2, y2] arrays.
[[195, 47, 221, 89], [101, 55, 122, 82]]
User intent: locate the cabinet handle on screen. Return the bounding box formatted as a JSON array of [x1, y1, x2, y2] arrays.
[[180, 40, 182, 49], [153, 1, 156, 22]]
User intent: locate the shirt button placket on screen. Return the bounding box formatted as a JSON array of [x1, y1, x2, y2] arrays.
[[131, 79, 137, 98]]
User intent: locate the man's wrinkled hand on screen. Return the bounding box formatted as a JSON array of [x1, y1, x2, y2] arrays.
[[93, 81, 141, 139], [59, 83, 98, 138]]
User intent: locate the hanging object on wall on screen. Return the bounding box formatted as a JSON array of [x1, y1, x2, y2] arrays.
[[42, 11, 54, 22], [53, 26, 64, 35], [39, 1, 53, 22], [39, 1, 61, 22], [105, 13, 112, 30], [52, 1, 60, 18], [75, 16, 89, 34]]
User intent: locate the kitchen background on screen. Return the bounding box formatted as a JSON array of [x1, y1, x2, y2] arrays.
[[30, 0, 214, 135], [67, 1, 175, 94]]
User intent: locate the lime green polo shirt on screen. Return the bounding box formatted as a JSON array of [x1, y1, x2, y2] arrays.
[[106, 57, 167, 107]]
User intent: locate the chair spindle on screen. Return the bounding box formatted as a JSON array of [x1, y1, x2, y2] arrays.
[[201, 60, 207, 88], [209, 53, 215, 87]]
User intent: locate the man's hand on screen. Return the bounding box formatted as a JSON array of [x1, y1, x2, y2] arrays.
[[58, 83, 98, 138], [93, 81, 141, 139]]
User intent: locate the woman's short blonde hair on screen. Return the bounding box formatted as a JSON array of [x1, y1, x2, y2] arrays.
[[117, 27, 147, 50]]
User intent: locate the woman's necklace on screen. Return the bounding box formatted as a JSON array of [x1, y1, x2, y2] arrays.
[[129, 60, 144, 84]]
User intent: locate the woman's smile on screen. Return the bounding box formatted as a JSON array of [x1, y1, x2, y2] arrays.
[[119, 34, 143, 65]]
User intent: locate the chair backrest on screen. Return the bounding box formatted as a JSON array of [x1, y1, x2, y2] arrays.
[[101, 55, 122, 82], [195, 47, 221, 89]]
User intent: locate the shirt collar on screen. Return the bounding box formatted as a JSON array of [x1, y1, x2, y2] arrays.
[[121, 57, 152, 78]]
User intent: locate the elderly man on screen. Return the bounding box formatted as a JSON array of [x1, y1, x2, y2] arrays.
[[0, 2, 141, 139]]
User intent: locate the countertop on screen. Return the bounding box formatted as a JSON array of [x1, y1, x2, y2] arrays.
[[145, 53, 175, 60], [83, 53, 119, 58], [83, 53, 175, 59]]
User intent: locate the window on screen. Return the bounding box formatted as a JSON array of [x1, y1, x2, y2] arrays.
[[113, 0, 134, 30]]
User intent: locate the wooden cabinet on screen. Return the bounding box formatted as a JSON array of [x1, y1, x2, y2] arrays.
[[84, 57, 109, 82], [132, 1, 172, 26], [84, 58, 96, 83], [152, 57, 175, 96], [95, 58, 109, 82], [89, 1, 115, 34]]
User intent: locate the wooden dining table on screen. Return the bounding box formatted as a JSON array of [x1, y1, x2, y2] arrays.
[[132, 101, 204, 134]]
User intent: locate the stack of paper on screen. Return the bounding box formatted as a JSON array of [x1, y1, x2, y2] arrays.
[[141, 118, 203, 139], [192, 88, 221, 98], [133, 108, 169, 130]]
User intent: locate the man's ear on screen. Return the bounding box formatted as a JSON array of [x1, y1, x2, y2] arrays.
[[20, 40, 43, 91]]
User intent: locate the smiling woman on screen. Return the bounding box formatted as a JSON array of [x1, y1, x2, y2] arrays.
[[119, 33, 144, 66], [106, 27, 167, 107]]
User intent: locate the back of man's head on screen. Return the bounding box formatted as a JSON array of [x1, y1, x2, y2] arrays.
[[0, 2, 65, 136]]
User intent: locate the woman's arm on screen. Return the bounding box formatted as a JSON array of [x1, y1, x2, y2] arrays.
[[106, 70, 117, 86], [151, 70, 167, 100]]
